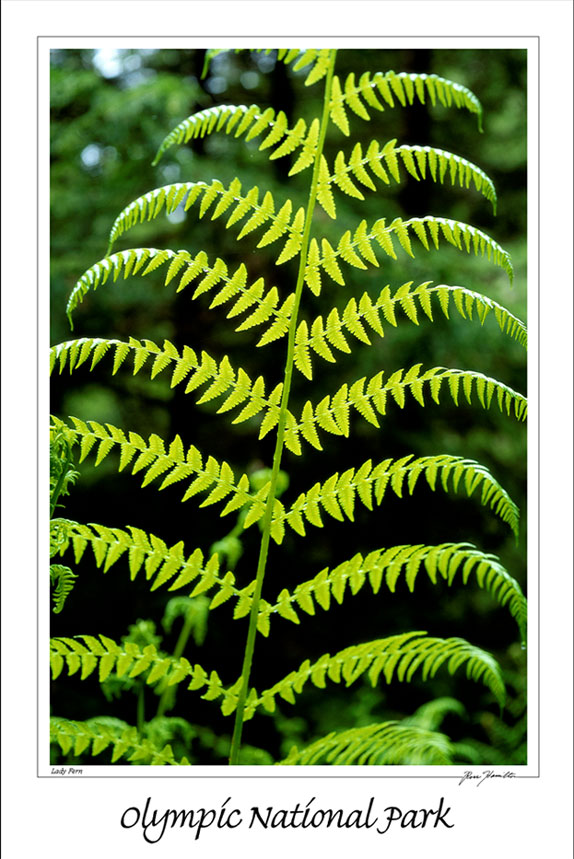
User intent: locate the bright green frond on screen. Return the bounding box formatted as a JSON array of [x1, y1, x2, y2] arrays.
[[257, 543, 526, 643], [152, 102, 320, 170], [279, 720, 455, 765], [330, 70, 483, 136], [50, 47, 525, 769], [50, 415, 256, 518], [65, 248, 294, 343], [51, 519, 249, 608], [50, 564, 78, 614], [50, 717, 190, 765], [295, 281, 526, 377], [286, 365, 526, 450], [50, 337, 287, 436], [51, 635, 243, 718], [107, 180, 304, 259], [305, 216, 513, 293], [248, 632, 505, 717], [268, 454, 519, 542], [321, 142, 497, 215]]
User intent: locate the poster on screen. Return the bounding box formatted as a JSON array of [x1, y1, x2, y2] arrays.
[[1, 2, 572, 856]]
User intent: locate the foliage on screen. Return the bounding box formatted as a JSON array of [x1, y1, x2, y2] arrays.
[[50, 48, 526, 766]]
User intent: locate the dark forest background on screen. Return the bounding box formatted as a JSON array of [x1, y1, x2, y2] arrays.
[[50, 47, 527, 764]]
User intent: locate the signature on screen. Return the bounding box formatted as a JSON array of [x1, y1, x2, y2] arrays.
[[458, 770, 516, 787]]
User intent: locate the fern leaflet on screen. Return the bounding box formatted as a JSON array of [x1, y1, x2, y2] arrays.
[[321, 142, 497, 216], [50, 415, 256, 518], [50, 717, 190, 765], [268, 454, 519, 542], [304, 215, 513, 295], [280, 720, 455, 765], [50, 635, 244, 716], [254, 542, 526, 642], [330, 70, 483, 135], [49, 564, 78, 614], [152, 100, 322, 169], [106, 179, 305, 263], [65, 248, 294, 345], [52, 519, 247, 608], [50, 337, 285, 439], [291, 366, 526, 447], [201, 48, 332, 88], [247, 632, 505, 718], [296, 281, 526, 377]]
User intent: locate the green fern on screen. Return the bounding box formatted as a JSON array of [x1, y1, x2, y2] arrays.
[[279, 721, 456, 765], [257, 543, 527, 643], [49, 564, 78, 614], [49, 630, 504, 720], [328, 69, 484, 133], [51, 518, 526, 644], [50, 48, 526, 766], [51, 338, 526, 458], [323, 142, 498, 212], [245, 632, 505, 719], [50, 717, 190, 765], [50, 430, 81, 611]]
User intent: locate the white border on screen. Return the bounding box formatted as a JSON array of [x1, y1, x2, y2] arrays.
[[2, 1, 572, 856]]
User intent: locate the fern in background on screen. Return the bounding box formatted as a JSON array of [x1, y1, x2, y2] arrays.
[[50, 47, 526, 767], [50, 427, 80, 614]]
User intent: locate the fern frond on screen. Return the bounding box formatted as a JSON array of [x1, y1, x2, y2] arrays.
[[50, 717, 190, 765], [153, 104, 275, 165], [50, 634, 178, 685], [330, 70, 483, 136], [50, 635, 240, 716], [65, 249, 294, 345], [273, 47, 333, 86], [50, 564, 78, 614], [403, 696, 467, 731], [268, 454, 519, 542], [50, 337, 290, 442], [288, 366, 526, 447], [248, 632, 505, 717], [152, 103, 320, 172], [50, 425, 79, 516], [295, 280, 526, 377], [201, 49, 333, 89], [305, 216, 513, 294], [321, 141, 497, 217], [279, 720, 455, 765], [255, 543, 526, 643], [50, 516, 78, 557], [53, 518, 253, 610], [50, 634, 197, 689], [106, 180, 305, 264], [50, 415, 256, 517]]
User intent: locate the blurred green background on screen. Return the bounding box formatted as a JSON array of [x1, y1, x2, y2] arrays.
[[50, 47, 527, 764]]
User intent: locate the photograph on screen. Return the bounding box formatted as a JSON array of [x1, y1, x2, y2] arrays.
[[48, 44, 527, 769]]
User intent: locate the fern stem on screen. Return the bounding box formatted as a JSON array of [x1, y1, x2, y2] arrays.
[[156, 603, 197, 718], [228, 50, 338, 765]]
